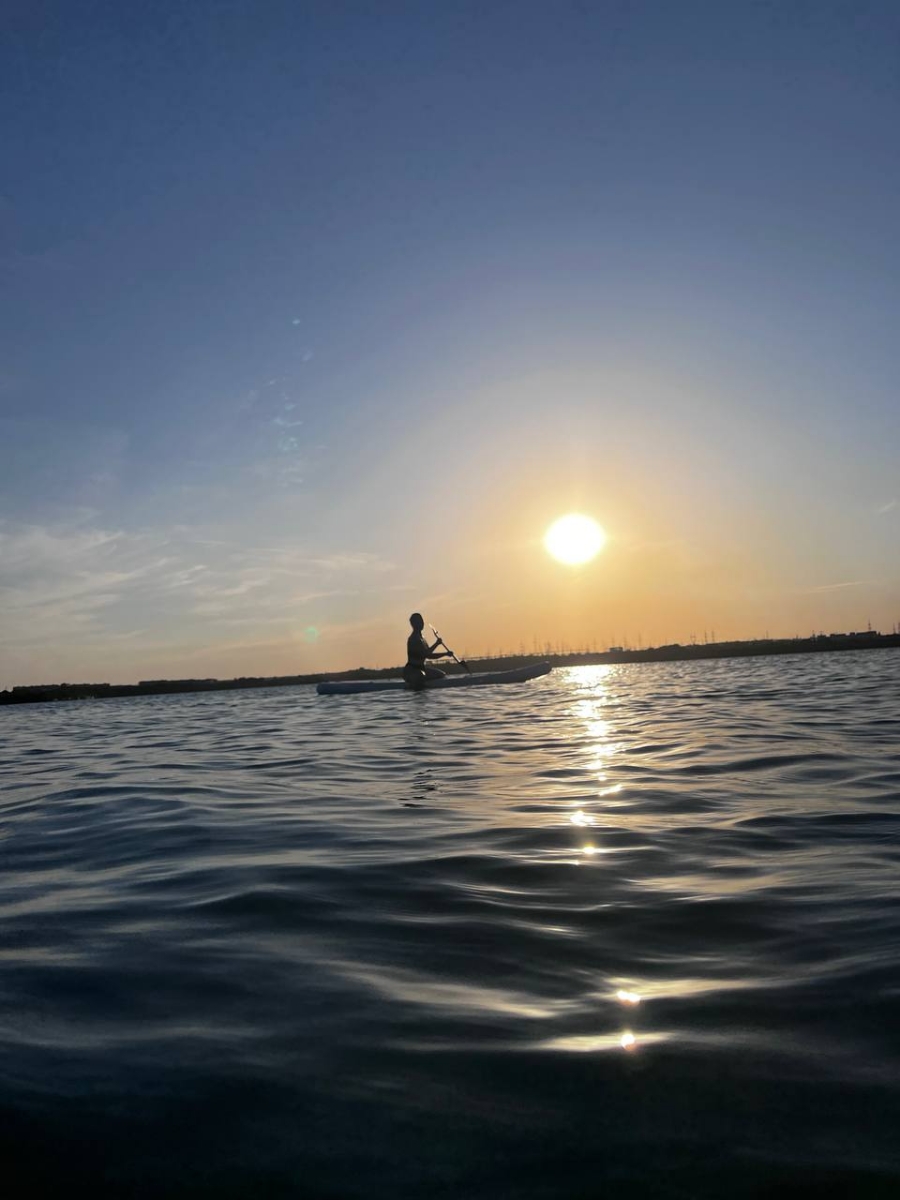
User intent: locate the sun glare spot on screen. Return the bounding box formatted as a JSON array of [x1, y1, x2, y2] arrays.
[[617, 990, 641, 1006], [620, 1032, 637, 1051], [544, 514, 606, 566]]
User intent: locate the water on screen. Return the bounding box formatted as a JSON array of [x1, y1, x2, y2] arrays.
[[2, 651, 898, 1198]]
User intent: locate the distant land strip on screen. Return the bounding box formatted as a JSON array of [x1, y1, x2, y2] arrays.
[[3, 631, 899, 706]]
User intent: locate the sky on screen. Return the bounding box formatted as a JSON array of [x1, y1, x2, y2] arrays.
[[2, 0, 898, 686]]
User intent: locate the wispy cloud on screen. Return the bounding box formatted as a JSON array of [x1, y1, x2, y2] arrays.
[[0, 519, 396, 670], [875, 499, 897, 516], [305, 553, 393, 573], [219, 366, 320, 491], [805, 580, 869, 594]]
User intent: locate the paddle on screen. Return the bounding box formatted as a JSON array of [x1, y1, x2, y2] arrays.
[[430, 624, 472, 673]]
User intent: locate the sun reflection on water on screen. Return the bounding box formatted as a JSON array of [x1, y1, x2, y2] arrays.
[[565, 666, 625, 784], [559, 669, 629, 863], [541, 1030, 666, 1054]]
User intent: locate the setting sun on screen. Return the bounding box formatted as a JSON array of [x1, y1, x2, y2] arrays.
[[544, 514, 607, 566]]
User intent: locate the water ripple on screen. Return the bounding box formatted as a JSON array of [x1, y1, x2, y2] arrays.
[[1, 650, 898, 1197]]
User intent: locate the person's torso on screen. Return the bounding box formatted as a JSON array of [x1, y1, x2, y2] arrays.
[[406, 631, 428, 665]]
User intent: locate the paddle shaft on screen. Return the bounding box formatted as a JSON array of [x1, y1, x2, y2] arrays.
[[430, 625, 472, 673]]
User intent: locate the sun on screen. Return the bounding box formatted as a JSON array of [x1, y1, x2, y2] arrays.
[[544, 513, 606, 566]]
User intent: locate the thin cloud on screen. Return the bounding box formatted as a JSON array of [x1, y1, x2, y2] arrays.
[[805, 580, 868, 594], [875, 499, 897, 515], [306, 553, 394, 573], [0, 519, 395, 670]]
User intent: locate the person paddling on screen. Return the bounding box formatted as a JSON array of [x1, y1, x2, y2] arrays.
[[403, 613, 453, 688]]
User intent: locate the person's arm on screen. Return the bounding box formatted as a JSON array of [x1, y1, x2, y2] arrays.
[[427, 638, 452, 658]]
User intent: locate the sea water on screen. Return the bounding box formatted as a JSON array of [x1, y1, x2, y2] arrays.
[[1, 651, 898, 1197]]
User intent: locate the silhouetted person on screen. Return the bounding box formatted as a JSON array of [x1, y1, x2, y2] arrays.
[[403, 613, 452, 688]]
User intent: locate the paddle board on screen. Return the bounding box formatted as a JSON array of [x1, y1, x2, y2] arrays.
[[316, 662, 551, 696]]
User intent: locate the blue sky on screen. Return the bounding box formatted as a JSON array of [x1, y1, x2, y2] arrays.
[[2, 1, 898, 684]]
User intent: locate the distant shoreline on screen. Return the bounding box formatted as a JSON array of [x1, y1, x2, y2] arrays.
[[2, 632, 898, 706]]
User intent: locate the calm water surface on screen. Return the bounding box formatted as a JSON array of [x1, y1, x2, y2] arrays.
[[2, 652, 899, 1197]]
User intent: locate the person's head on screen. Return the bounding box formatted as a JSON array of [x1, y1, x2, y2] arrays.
[[409, 612, 424, 631]]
